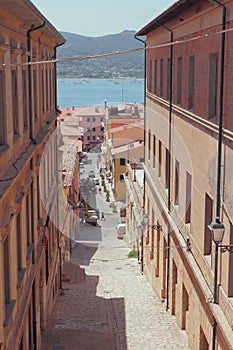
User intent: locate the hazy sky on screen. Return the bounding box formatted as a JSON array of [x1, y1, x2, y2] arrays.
[[31, 0, 175, 37]]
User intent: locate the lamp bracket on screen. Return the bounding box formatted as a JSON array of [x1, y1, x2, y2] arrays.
[[219, 245, 233, 253]]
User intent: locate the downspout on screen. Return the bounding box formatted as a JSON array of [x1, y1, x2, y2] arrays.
[[54, 42, 64, 112], [134, 34, 146, 273], [53, 41, 65, 290], [208, 2, 226, 350], [27, 21, 46, 143], [157, 22, 173, 311]]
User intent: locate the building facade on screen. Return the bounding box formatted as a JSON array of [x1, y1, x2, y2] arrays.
[[136, 0, 233, 349], [0, 1, 64, 349]]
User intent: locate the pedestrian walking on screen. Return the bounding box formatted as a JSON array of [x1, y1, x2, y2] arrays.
[[98, 186, 101, 194], [101, 212, 105, 220]]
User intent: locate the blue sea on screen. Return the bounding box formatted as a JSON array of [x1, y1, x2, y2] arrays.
[[57, 78, 144, 108]]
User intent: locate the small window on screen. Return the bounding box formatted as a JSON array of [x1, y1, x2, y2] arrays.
[[87, 136, 90, 140], [92, 117, 96, 122], [87, 127, 90, 132], [177, 57, 182, 105], [148, 129, 151, 160], [120, 174, 124, 182], [153, 134, 156, 168], [160, 59, 163, 97], [120, 158, 126, 166], [87, 118, 90, 122], [208, 54, 218, 122], [204, 193, 213, 255], [101, 126, 104, 132], [175, 159, 179, 205], [92, 127, 96, 132], [158, 140, 162, 177], [188, 56, 195, 110], [167, 58, 171, 100], [154, 60, 157, 94], [185, 172, 192, 224], [93, 136, 96, 140]]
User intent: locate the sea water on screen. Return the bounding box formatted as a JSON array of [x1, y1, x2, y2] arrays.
[[57, 78, 144, 108]]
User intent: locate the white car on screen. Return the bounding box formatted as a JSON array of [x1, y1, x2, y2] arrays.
[[88, 170, 95, 178], [117, 223, 126, 239]]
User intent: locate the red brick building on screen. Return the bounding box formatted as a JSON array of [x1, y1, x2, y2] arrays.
[[136, 1, 233, 349]]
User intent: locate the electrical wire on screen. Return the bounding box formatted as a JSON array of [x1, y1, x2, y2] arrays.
[[0, 26, 233, 68]]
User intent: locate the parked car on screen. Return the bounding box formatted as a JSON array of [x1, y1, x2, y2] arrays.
[[116, 223, 126, 239], [94, 177, 100, 185], [85, 210, 98, 226], [88, 170, 95, 178]]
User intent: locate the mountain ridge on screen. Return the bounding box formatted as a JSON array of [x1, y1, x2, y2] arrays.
[[57, 30, 144, 78]]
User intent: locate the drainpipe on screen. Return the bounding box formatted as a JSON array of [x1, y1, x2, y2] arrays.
[[27, 22, 46, 143], [54, 42, 64, 112], [134, 34, 146, 273], [208, 1, 226, 350], [157, 22, 173, 311]]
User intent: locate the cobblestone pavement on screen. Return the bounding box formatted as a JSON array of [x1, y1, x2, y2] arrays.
[[42, 153, 190, 350]]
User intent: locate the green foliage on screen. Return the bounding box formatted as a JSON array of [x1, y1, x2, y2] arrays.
[[127, 250, 138, 258]]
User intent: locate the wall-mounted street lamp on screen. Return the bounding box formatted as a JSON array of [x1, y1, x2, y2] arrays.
[[207, 216, 233, 304]]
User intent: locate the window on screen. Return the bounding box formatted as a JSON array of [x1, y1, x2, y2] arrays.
[[22, 70, 28, 130], [41, 68, 45, 113], [165, 148, 169, 189], [167, 58, 171, 100], [4, 236, 10, 306], [175, 159, 179, 205], [101, 126, 104, 132], [204, 193, 213, 255], [12, 70, 19, 136], [185, 172, 192, 224], [87, 118, 90, 122], [87, 127, 90, 132], [153, 134, 156, 168], [160, 59, 163, 97], [93, 136, 96, 140], [177, 57, 182, 105], [120, 158, 126, 166], [149, 60, 152, 92], [148, 129, 151, 160], [154, 60, 157, 94], [188, 56, 195, 110], [92, 127, 96, 132], [120, 174, 124, 182], [46, 68, 49, 110], [17, 213, 22, 272], [100, 117, 104, 122], [33, 69, 38, 121], [92, 117, 96, 122], [139, 157, 144, 163], [208, 54, 218, 121], [0, 70, 6, 146], [87, 136, 90, 140], [158, 140, 162, 177], [26, 195, 31, 248]]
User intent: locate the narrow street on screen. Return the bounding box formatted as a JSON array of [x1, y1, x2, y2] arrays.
[[42, 153, 190, 350]]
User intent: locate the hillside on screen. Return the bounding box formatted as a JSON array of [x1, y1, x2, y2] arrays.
[[57, 30, 144, 78]]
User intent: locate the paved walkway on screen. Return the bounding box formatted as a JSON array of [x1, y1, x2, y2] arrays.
[[42, 153, 190, 350]]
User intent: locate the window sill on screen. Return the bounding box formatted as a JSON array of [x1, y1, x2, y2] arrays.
[[3, 299, 16, 327]]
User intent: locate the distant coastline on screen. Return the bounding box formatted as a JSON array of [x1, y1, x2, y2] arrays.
[[57, 30, 144, 80]]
